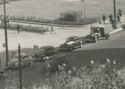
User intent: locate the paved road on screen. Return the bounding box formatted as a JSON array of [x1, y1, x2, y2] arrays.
[[77, 29, 125, 50]]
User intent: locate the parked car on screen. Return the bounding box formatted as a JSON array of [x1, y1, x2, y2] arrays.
[[40, 46, 57, 56], [55, 45, 73, 53], [8, 53, 34, 69], [33, 46, 57, 62], [64, 36, 85, 50], [84, 34, 96, 43], [45, 53, 69, 72], [90, 25, 110, 40], [66, 36, 79, 43], [62, 35, 97, 51]]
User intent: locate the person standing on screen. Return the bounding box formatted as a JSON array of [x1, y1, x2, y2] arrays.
[[109, 14, 116, 29], [109, 14, 113, 24], [118, 9, 123, 17], [0, 15, 4, 26], [50, 25, 56, 34], [17, 24, 21, 34], [102, 14, 106, 24], [117, 13, 121, 23], [5, 15, 10, 27]]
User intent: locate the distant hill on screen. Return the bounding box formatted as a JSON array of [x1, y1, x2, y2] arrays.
[[0, 0, 124, 19]]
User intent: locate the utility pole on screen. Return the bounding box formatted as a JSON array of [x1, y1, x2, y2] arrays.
[[113, 0, 117, 29], [18, 43, 22, 89], [83, 0, 86, 18], [3, 0, 9, 66], [81, 0, 86, 18]]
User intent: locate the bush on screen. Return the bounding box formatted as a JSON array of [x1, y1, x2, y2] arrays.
[[54, 11, 98, 25], [2, 14, 98, 27], [10, 16, 52, 24], [4, 59, 125, 89], [58, 11, 82, 22], [54, 17, 98, 25], [0, 23, 49, 33]]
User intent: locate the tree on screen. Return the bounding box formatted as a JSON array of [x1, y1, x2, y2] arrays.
[[59, 11, 82, 22]]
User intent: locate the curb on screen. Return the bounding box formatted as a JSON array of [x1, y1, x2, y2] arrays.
[[109, 28, 123, 35]]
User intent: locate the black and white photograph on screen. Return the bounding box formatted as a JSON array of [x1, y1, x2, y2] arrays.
[[0, 0, 125, 89]]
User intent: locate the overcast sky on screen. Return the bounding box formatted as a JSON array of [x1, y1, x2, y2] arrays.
[[62, 0, 82, 2]]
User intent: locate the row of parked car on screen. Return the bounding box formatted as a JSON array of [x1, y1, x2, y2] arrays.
[[7, 34, 96, 69], [7, 25, 110, 70]]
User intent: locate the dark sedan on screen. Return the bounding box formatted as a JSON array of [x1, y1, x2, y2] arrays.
[[33, 46, 57, 62], [63, 35, 96, 50]]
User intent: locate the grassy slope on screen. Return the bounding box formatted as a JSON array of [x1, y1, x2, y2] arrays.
[[0, 48, 125, 89], [0, 0, 124, 20]]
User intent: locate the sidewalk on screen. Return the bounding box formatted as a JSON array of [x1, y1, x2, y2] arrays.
[[99, 15, 125, 34]]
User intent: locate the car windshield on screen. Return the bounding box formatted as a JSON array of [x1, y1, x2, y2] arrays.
[[22, 55, 29, 59], [14, 53, 29, 59], [66, 36, 79, 42], [41, 46, 54, 51]]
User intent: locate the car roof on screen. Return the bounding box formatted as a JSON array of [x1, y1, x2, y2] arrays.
[[14, 53, 29, 57], [40, 46, 54, 49], [9, 58, 18, 63], [91, 24, 104, 28], [48, 53, 68, 65], [67, 36, 79, 39]]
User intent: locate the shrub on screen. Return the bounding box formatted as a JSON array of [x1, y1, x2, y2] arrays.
[[2, 14, 98, 27], [4, 59, 125, 89], [58, 11, 82, 22], [0, 23, 49, 34], [10, 16, 52, 24]]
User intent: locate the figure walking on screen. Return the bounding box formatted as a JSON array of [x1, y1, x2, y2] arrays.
[[50, 25, 56, 34]]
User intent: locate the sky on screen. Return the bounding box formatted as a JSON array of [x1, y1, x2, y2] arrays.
[[62, 0, 82, 2], [0, 0, 124, 19]]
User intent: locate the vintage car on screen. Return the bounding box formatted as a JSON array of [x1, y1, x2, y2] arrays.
[[55, 45, 72, 53], [8, 53, 34, 69], [90, 25, 110, 40], [33, 46, 57, 62], [61, 35, 96, 50], [66, 36, 79, 43], [45, 53, 69, 72], [81, 35, 96, 43], [40, 46, 57, 56], [64, 36, 85, 50]]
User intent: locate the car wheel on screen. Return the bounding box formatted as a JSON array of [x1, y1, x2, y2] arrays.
[[69, 46, 74, 51], [105, 34, 109, 40]]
